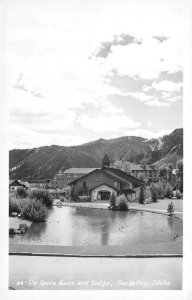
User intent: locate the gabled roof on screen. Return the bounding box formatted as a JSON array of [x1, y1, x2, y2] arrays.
[[9, 180, 15, 185], [19, 181, 31, 188], [103, 168, 143, 186], [9, 179, 31, 188], [68, 167, 143, 187], [68, 169, 103, 185], [9, 179, 22, 186], [64, 168, 98, 174]]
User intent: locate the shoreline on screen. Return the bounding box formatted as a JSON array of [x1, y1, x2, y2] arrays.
[[52, 199, 183, 220]]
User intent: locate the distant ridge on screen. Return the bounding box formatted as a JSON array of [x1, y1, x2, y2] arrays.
[[9, 128, 183, 180]]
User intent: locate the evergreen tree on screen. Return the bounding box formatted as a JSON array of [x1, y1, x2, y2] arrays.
[[102, 154, 111, 168], [109, 192, 117, 209], [139, 185, 145, 204], [150, 184, 158, 202], [177, 162, 183, 193], [165, 183, 173, 199], [167, 201, 174, 215]]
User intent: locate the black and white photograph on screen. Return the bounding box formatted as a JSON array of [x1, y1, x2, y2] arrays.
[[1, 0, 192, 296]]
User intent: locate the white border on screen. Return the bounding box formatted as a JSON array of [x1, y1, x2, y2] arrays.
[[1, 0, 192, 299]]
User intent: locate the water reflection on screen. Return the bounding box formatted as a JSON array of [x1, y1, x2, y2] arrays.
[[23, 222, 47, 240], [167, 216, 174, 231], [100, 222, 110, 245]]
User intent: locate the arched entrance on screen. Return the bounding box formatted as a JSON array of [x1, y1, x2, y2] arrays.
[[91, 184, 117, 201], [98, 190, 111, 200]]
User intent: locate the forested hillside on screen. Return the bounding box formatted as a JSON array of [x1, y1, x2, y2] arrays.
[[9, 128, 183, 180]]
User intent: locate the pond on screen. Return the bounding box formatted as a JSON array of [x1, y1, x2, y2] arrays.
[[9, 207, 183, 247]]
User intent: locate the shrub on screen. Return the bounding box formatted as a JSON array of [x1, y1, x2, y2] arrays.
[[167, 201, 174, 215], [9, 228, 15, 234], [16, 187, 28, 199], [145, 187, 152, 203], [176, 189, 182, 199], [157, 183, 165, 199], [9, 196, 21, 215], [20, 198, 48, 222], [77, 195, 91, 202], [165, 184, 173, 199], [30, 189, 53, 207], [65, 187, 71, 200], [116, 195, 129, 211], [109, 192, 117, 209], [139, 185, 145, 204], [150, 184, 158, 202], [60, 196, 65, 202]]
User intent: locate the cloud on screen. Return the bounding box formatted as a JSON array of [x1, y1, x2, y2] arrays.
[[126, 92, 152, 102], [30, 91, 44, 98], [99, 99, 124, 114], [9, 124, 88, 149], [122, 128, 173, 139], [150, 80, 182, 92], [77, 114, 140, 132], [94, 33, 142, 58], [9, 88, 77, 133], [145, 99, 169, 107], [99, 34, 182, 80], [6, 0, 184, 148], [13, 73, 45, 98], [141, 80, 182, 105], [153, 35, 169, 43]]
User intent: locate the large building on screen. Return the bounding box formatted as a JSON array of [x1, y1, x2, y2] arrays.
[[129, 163, 159, 180], [68, 167, 143, 202], [51, 168, 98, 189]]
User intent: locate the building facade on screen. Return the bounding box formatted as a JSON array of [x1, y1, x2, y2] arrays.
[[69, 168, 143, 202], [130, 164, 159, 180], [51, 168, 98, 189]]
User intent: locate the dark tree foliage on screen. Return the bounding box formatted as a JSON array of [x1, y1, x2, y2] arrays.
[[102, 154, 111, 168], [150, 184, 158, 202], [177, 162, 183, 193], [109, 192, 117, 209], [151, 150, 161, 163], [16, 187, 28, 199], [139, 185, 145, 204], [29, 189, 53, 207]]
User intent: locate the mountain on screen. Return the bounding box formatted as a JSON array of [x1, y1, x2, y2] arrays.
[[9, 128, 183, 180]]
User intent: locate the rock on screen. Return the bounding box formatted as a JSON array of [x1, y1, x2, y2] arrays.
[[19, 224, 29, 233], [11, 212, 18, 217], [14, 229, 22, 234]]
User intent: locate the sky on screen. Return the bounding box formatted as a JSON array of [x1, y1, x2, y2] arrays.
[[4, 0, 186, 149]]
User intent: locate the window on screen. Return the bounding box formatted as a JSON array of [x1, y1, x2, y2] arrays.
[[83, 182, 86, 190], [114, 182, 117, 187]]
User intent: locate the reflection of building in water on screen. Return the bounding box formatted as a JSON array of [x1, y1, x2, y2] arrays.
[[100, 223, 110, 246]]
